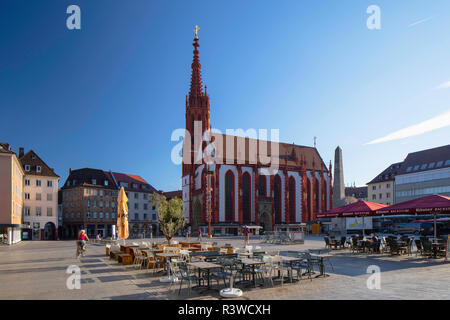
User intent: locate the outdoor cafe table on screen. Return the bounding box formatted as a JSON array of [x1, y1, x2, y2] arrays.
[[156, 252, 180, 273], [310, 254, 333, 278], [187, 261, 223, 293], [236, 258, 266, 288], [279, 255, 304, 283], [120, 245, 139, 255], [140, 249, 163, 267]]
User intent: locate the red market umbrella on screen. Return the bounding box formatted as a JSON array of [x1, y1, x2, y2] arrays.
[[318, 201, 388, 218], [318, 201, 389, 236], [376, 194, 450, 239]]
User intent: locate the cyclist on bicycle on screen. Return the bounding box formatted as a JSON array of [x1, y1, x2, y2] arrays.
[[77, 230, 90, 257]]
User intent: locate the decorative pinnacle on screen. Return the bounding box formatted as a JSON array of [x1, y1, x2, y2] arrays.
[[194, 25, 200, 40]]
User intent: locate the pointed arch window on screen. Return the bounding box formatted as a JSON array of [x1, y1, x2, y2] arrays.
[[289, 176, 296, 223], [274, 175, 282, 224], [225, 170, 235, 222], [242, 172, 251, 223]]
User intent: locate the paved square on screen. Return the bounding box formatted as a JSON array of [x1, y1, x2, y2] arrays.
[[0, 236, 448, 300]]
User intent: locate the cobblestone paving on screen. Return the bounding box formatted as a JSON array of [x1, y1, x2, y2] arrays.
[[0, 236, 448, 300]]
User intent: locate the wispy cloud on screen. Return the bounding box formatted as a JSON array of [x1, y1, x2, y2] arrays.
[[408, 17, 432, 27], [365, 110, 450, 145], [434, 81, 450, 90]]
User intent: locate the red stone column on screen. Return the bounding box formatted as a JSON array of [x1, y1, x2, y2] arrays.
[[215, 164, 220, 223], [301, 165, 308, 222], [270, 173, 275, 229], [254, 167, 259, 225], [284, 169, 289, 224], [189, 171, 193, 225], [312, 166, 317, 221], [320, 166, 326, 214], [201, 167, 207, 224]]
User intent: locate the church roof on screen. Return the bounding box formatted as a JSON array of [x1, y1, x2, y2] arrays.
[[205, 133, 328, 172]]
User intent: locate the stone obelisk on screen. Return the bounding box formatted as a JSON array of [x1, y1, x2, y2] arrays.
[[332, 146, 345, 208]]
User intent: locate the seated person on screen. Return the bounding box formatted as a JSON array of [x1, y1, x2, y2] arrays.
[[366, 233, 379, 251]]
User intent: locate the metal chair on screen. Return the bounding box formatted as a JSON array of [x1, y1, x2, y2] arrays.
[[132, 248, 146, 269], [148, 252, 166, 274], [176, 262, 203, 296]]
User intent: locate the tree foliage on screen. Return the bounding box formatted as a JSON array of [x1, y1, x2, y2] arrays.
[[150, 193, 185, 244]]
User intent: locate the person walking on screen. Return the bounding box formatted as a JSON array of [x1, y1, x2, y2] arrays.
[[186, 226, 191, 239], [243, 225, 249, 247], [198, 228, 202, 242]]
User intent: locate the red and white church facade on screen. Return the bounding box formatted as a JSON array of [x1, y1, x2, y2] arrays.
[[181, 33, 333, 235]]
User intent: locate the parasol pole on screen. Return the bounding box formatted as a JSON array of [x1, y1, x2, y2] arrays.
[[362, 215, 365, 238], [434, 212, 437, 241]]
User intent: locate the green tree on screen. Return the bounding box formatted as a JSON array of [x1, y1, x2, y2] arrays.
[[150, 193, 185, 244]]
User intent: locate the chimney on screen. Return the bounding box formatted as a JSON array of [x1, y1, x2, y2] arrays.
[[19, 147, 24, 158], [69, 168, 72, 174]]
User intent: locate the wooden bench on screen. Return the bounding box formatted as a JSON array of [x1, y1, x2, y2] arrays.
[[118, 253, 133, 265], [110, 250, 122, 260]]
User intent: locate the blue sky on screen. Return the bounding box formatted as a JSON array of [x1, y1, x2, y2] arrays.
[[1, 0, 450, 191]]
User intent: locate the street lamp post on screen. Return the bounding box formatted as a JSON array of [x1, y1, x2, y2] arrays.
[[204, 163, 215, 238]]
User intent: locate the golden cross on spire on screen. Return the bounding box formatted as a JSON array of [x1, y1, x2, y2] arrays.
[[194, 25, 200, 39]]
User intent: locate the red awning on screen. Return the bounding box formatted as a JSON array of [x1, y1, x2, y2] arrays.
[[376, 194, 450, 216], [318, 201, 388, 218]]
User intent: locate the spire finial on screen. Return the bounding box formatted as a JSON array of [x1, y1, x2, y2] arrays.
[[194, 25, 200, 40]]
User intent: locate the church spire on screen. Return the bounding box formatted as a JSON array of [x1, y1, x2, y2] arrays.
[[189, 26, 203, 98], [187, 25, 210, 110]]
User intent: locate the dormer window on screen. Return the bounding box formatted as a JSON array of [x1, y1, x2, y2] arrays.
[[31, 155, 36, 160], [25, 165, 30, 171], [36, 166, 41, 173], [92, 179, 96, 185], [104, 180, 108, 186]]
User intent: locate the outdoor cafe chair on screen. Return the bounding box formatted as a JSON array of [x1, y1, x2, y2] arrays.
[[324, 237, 332, 250], [308, 249, 334, 272], [421, 239, 433, 257], [297, 253, 314, 281], [414, 239, 423, 256], [210, 257, 233, 287], [132, 248, 146, 269], [270, 256, 285, 286], [148, 252, 166, 274], [339, 237, 346, 249], [253, 255, 274, 287], [380, 237, 389, 254], [176, 262, 203, 296]]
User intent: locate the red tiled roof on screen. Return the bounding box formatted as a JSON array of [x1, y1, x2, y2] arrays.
[[19, 150, 59, 178], [191, 133, 329, 172], [376, 194, 450, 215], [111, 172, 157, 193]]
